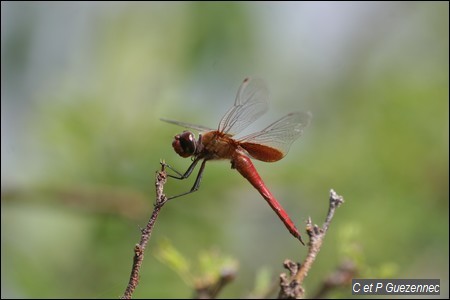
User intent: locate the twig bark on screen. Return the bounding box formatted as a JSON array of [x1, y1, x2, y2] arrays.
[[278, 189, 344, 299], [121, 164, 168, 299]]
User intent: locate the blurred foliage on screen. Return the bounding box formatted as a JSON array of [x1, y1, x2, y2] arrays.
[[2, 1, 448, 299], [155, 239, 193, 286], [249, 266, 274, 298], [155, 239, 238, 293]]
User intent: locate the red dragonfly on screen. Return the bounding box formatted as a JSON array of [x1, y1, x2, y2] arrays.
[[161, 77, 311, 244]]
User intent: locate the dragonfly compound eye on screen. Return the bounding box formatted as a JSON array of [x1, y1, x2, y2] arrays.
[[172, 131, 197, 158]]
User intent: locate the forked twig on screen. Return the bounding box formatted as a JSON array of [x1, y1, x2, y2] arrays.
[[279, 189, 344, 299]]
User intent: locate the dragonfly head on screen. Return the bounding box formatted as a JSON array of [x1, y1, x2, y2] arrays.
[[172, 131, 198, 158]]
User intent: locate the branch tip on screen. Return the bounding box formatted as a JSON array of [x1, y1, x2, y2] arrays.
[[121, 163, 168, 299], [329, 189, 344, 206], [278, 189, 345, 299]]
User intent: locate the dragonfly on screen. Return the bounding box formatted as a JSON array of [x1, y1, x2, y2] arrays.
[[161, 77, 311, 244]]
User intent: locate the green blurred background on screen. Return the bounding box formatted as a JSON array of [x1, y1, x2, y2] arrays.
[[1, 2, 448, 298]]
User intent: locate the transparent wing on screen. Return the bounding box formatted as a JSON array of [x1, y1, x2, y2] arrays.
[[160, 118, 214, 133], [218, 77, 269, 135], [238, 111, 312, 161]]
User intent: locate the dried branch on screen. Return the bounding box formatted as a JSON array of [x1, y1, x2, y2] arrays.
[[278, 189, 344, 299], [121, 164, 168, 299], [193, 268, 237, 299], [312, 260, 357, 299]]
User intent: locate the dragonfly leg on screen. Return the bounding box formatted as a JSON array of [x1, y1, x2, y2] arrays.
[[166, 159, 208, 201], [163, 157, 201, 179]]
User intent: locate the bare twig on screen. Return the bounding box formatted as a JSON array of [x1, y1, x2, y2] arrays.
[[312, 260, 357, 299], [121, 164, 168, 299], [194, 268, 237, 299], [278, 189, 344, 299]]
